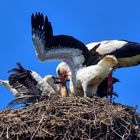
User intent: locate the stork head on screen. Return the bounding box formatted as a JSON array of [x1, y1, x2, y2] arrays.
[[43, 74, 61, 94], [56, 62, 71, 83], [43, 75, 59, 85], [31, 13, 89, 67]]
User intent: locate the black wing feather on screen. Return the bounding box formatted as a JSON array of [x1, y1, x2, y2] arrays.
[[8, 63, 42, 96], [31, 12, 53, 42], [97, 77, 119, 98], [108, 41, 140, 58]]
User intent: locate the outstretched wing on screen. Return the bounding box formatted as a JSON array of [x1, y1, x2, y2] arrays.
[[31, 13, 89, 64], [8, 63, 42, 96]]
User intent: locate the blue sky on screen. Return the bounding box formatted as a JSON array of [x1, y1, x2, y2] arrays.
[[0, 0, 140, 112]]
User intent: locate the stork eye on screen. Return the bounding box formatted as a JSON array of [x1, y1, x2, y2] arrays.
[[57, 69, 61, 75], [52, 76, 55, 79]]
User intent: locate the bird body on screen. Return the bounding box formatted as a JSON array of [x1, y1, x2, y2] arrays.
[[86, 40, 140, 67], [1, 62, 70, 108], [85, 40, 140, 98], [56, 62, 119, 98], [8, 69, 55, 97], [31, 13, 89, 96], [74, 55, 118, 97]]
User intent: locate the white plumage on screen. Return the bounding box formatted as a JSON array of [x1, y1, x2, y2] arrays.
[[57, 55, 118, 97], [0, 80, 20, 97]]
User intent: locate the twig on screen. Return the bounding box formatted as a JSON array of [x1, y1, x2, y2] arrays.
[[30, 113, 45, 140], [111, 127, 123, 139], [6, 127, 9, 139]]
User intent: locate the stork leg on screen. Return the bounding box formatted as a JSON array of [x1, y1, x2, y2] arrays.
[[61, 82, 69, 97], [65, 83, 69, 97], [107, 71, 113, 101]]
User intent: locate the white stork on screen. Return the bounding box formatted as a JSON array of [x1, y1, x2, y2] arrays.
[[7, 74, 69, 107], [8, 63, 56, 96], [0, 63, 61, 107], [56, 62, 119, 98], [31, 13, 88, 96]]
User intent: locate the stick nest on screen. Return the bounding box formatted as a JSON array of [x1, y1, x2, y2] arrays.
[[0, 95, 140, 140]]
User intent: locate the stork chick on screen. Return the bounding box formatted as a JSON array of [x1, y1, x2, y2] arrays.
[[56, 62, 70, 97], [1, 63, 59, 108]]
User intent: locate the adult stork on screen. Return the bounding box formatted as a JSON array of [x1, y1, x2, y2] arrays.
[[56, 62, 119, 98], [85, 40, 140, 97], [31, 13, 119, 97]]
